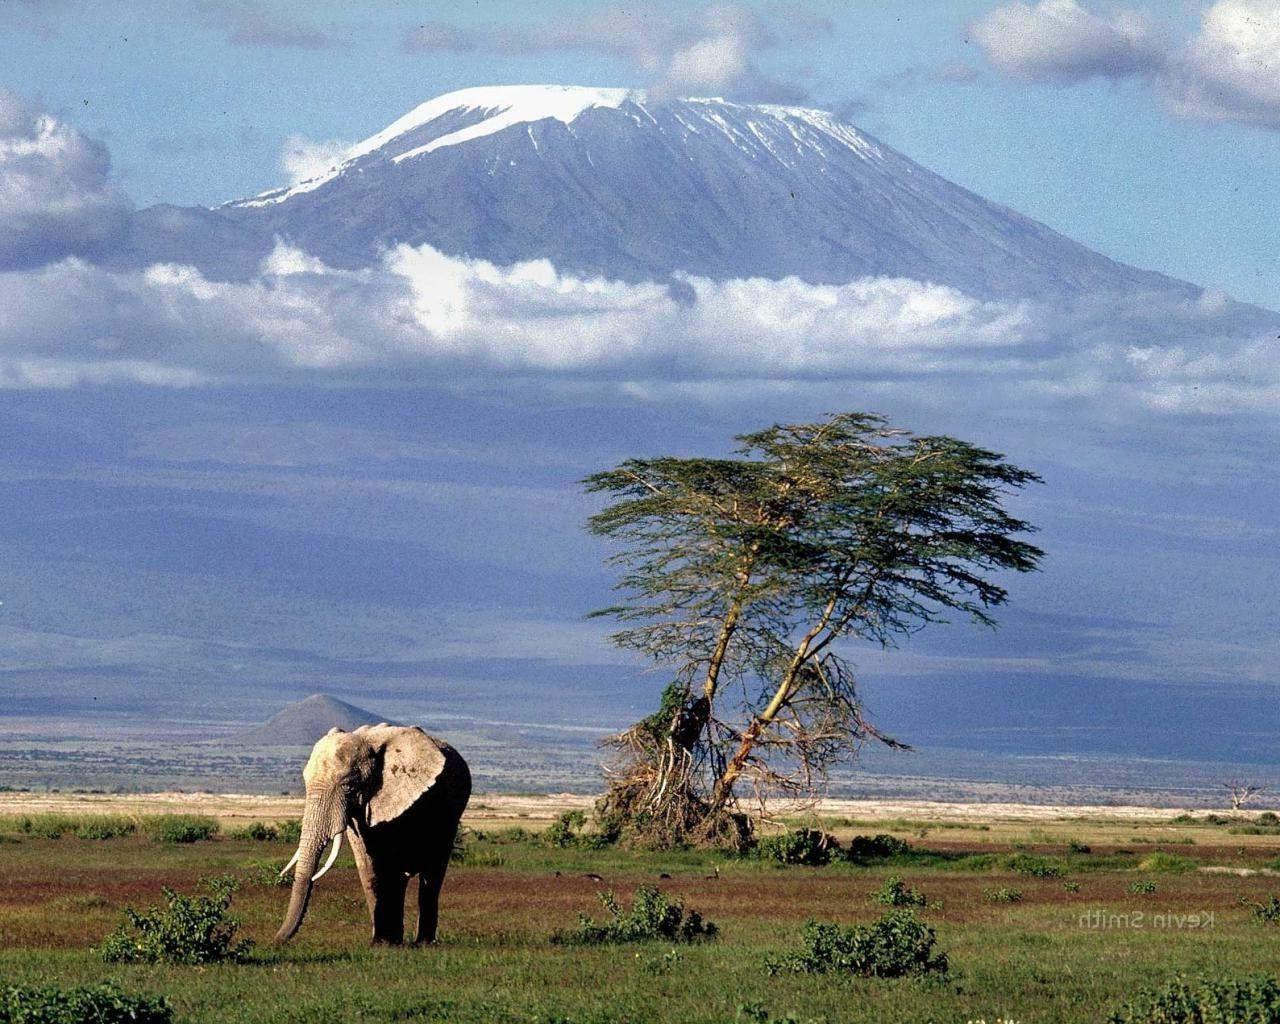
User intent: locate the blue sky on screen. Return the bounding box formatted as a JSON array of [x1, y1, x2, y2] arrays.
[[4, 0, 1278, 308], [1, 1, 1278, 790]]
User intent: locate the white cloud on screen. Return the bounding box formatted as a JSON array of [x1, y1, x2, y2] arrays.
[[1167, 0, 1280, 129], [0, 241, 1274, 423], [402, 3, 816, 104], [279, 133, 352, 185], [971, 0, 1280, 130], [970, 0, 1164, 83], [0, 89, 129, 269]]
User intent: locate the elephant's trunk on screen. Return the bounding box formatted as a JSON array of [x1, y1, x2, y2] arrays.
[[274, 791, 343, 944]]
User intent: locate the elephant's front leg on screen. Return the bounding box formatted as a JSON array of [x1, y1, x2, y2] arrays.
[[370, 870, 408, 945], [345, 827, 376, 926]]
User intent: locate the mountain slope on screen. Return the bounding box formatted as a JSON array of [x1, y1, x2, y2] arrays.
[[124, 85, 1198, 303], [235, 693, 393, 746]]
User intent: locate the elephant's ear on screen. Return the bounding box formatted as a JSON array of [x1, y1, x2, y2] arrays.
[[367, 727, 447, 826]]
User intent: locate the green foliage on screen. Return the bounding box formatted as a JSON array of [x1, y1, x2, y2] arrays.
[[1128, 880, 1158, 895], [766, 910, 949, 978], [8, 813, 137, 840], [554, 886, 717, 945], [845, 834, 911, 863], [231, 821, 279, 841], [1137, 853, 1195, 873], [984, 887, 1023, 903], [1248, 896, 1280, 925], [756, 829, 835, 866], [737, 1004, 829, 1024], [1107, 974, 1280, 1023], [1259, 812, 1279, 825], [145, 815, 219, 844], [99, 876, 252, 964], [872, 875, 926, 907], [1064, 881, 1082, 893], [277, 819, 302, 844], [545, 810, 618, 850], [0, 983, 171, 1024], [1008, 853, 1064, 878], [1068, 840, 1092, 854]]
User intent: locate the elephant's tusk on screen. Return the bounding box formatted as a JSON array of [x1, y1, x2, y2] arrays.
[[311, 831, 343, 882], [278, 848, 301, 878]]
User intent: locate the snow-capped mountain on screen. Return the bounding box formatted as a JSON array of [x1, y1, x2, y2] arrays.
[[126, 85, 1196, 302]]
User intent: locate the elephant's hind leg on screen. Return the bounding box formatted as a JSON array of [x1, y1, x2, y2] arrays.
[[413, 847, 452, 945]]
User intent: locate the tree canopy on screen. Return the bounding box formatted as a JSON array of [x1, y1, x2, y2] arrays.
[[584, 412, 1043, 847]]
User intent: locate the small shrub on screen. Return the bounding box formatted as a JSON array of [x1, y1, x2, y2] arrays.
[[1259, 812, 1279, 826], [1248, 896, 1280, 925], [232, 821, 278, 841], [765, 910, 948, 978], [74, 816, 137, 840], [984, 887, 1023, 904], [99, 876, 252, 964], [1064, 881, 1081, 893], [872, 875, 926, 907], [546, 810, 588, 848], [242, 859, 291, 888], [277, 819, 302, 844], [1138, 852, 1195, 873], [1128, 880, 1157, 895], [145, 815, 219, 844], [13, 814, 74, 839], [757, 829, 835, 867], [0, 983, 171, 1024], [1068, 840, 1092, 854], [844, 834, 910, 863], [1107, 974, 1280, 1023], [554, 886, 717, 945], [1008, 854, 1063, 878], [737, 1003, 829, 1024]]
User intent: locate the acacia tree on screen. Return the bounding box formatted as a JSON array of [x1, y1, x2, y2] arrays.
[[585, 413, 1043, 847]]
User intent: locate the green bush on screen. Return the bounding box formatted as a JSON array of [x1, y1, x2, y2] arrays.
[[1128, 880, 1157, 895], [554, 886, 717, 945], [765, 910, 948, 978], [757, 829, 835, 867], [546, 810, 588, 848], [1259, 811, 1279, 825], [1137, 852, 1195, 873], [984, 887, 1023, 903], [145, 815, 219, 844], [872, 875, 926, 907], [1008, 853, 1064, 878], [0, 983, 171, 1024], [1068, 840, 1092, 854], [99, 876, 252, 964], [231, 821, 278, 841], [73, 815, 137, 840], [1249, 896, 1280, 925], [1108, 974, 1280, 1023], [844, 834, 910, 863], [277, 819, 302, 844], [7, 814, 138, 840]]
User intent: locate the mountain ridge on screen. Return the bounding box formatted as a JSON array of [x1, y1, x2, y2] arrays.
[[113, 84, 1214, 307], [234, 693, 394, 746]]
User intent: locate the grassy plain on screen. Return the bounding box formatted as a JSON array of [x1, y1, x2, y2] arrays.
[[1, 796, 1279, 1023]]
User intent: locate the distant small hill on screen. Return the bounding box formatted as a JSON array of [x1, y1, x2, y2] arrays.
[[234, 693, 395, 746]]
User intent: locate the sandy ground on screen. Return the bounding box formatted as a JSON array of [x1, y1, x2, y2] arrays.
[[0, 790, 1233, 828]]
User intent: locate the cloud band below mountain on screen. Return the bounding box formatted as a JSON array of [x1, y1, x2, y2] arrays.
[[0, 240, 1274, 420]]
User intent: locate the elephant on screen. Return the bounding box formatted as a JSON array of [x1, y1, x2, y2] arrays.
[[274, 723, 471, 946]]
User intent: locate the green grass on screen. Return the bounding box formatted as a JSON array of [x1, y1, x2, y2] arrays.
[[2, 815, 1280, 1023]]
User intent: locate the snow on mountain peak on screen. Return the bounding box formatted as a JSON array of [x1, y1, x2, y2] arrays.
[[228, 85, 885, 209]]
